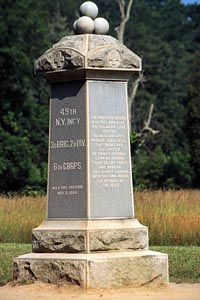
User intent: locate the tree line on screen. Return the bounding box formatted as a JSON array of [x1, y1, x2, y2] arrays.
[[0, 0, 199, 194]]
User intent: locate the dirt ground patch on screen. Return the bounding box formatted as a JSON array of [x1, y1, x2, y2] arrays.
[[0, 282, 199, 300]]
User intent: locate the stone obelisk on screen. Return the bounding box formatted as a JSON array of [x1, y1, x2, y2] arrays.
[[13, 2, 168, 289]]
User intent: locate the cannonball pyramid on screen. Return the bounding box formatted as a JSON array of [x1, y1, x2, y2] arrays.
[[73, 1, 109, 35]]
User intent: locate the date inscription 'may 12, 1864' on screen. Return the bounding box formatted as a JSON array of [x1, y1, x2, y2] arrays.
[[47, 80, 133, 220]]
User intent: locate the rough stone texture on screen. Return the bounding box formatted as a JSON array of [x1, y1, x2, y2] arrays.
[[35, 34, 141, 74], [35, 49, 84, 73], [13, 256, 86, 287], [32, 228, 148, 253], [89, 228, 148, 252], [13, 251, 168, 289], [87, 46, 139, 69], [88, 252, 168, 289], [32, 219, 148, 253], [53, 35, 85, 52], [32, 231, 87, 253]]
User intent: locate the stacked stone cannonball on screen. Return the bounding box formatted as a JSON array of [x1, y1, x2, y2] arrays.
[[73, 1, 109, 35]]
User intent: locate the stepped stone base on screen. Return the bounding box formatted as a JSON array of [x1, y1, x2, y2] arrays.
[[32, 219, 148, 253], [13, 251, 168, 289], [14, 219, 168, 289]]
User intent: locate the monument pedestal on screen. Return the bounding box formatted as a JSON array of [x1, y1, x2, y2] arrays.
[[32, 219, 148, 253], [14, 218, 168, 288], [13, 32, 168, 289], [14, 251, 168, 289]]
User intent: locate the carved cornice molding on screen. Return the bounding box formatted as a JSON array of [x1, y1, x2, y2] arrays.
[[35, 34, 141, 75]]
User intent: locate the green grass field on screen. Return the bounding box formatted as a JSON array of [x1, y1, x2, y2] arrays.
[[0, 190, 199, 245], [134, 189, 200, 246], [0, 190, 199, 285], [0, 243, 199, 285], [151, 246, 200, 283], [0, 243, 31, 285]]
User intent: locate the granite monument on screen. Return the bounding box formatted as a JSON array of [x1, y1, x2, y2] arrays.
[[13, 1, 168, 289]]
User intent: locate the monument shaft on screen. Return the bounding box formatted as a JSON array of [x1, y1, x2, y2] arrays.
[[48, 80, 133, 219]]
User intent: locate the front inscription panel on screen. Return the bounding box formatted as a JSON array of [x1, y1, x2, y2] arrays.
[[48, 81, 86, 219], [89, 81, 134, 218]]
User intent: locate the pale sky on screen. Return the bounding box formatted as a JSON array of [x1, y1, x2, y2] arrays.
[[182, 0, 200, 4]]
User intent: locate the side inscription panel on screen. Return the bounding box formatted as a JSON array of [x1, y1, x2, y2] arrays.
[[89, 81, 134, 218], [48, 81, 86, 219]]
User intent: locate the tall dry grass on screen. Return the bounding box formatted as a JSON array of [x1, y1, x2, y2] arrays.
[[134, 189, 200, 245], [0, 196, 46, 243], [0, 190, 199, 245]]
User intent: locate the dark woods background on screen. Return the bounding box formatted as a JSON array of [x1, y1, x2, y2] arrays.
[[0, 0, 200, 194]]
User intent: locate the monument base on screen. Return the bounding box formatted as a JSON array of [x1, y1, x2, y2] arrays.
[[32, 219, 148, 253], [13, 250, 168, 289]]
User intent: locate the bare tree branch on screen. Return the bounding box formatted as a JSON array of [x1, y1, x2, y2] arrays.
[[119, 0, 126, 19], [128, 72, 146, 130], [142, 104, 160, 135], [115, 0, 133, 44], [116, 0, 159, 139], [135, 104, 159, 137]]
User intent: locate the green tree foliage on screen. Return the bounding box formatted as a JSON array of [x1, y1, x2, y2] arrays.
[[0, 0, 69, 193], [123, 0, 199, 189], [0, 0, 199, 192], [186, 50, 200, 187]]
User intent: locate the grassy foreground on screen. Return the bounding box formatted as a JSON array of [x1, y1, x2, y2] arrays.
[[0, 196, 46, 243], [0, 243, 199, 285], [0, 190, 199, 245], [0, 190, 199, 285], [0, 243, 31, 285], [134, 189, 200, 246], [151, 246, 200, 283]]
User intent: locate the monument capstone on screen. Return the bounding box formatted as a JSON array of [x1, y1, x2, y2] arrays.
[[13, 1, 168, 289]]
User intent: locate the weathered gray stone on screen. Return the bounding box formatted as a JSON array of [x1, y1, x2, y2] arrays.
[[13, 256, 86, 287], [34, 34, 141, 74], [13, 251, 168, 289], [88, 252, 168, 289], [35, 49, 84, 73], [89, 228, 147, 251], [88, 81, 134, 218], [47, 81, 87, 219], [13, 30, 169, 290], [32, 228, 148, 253], [46, 80, 134, 219], [32, 219, 148, 253], [32, 231, 86, 253]]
